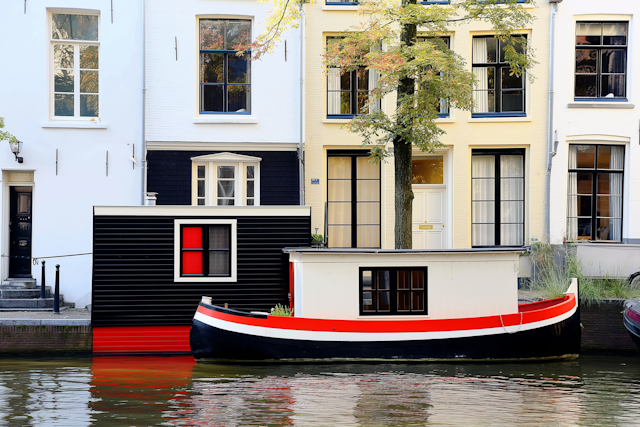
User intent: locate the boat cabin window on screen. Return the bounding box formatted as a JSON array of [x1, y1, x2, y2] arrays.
[[360, 267, 427, 315], [173, 219, 237, 282]]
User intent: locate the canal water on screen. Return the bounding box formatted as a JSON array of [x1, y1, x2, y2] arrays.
[[0, 355, 639, 426]]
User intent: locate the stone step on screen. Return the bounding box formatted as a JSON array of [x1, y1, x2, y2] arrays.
[[0, 298, 55, 309], [0, 287, 52, 299], [1, 278, 37, 289], [0, 307, 70, 313]]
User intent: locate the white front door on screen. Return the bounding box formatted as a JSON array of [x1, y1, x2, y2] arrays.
[[412, 186, 447, 249]]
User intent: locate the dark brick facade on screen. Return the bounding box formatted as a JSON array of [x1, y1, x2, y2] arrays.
[[0, 325, 92, 354], [581, 300, 639, 353], [146, 150, 300, 206]]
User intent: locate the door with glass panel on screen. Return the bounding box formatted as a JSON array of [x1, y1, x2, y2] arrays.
[[411, 156, 447, 249], [327, 152, 381, 248], [471, 150, 525, 247]]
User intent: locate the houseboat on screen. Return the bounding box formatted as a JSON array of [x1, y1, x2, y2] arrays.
[[191, 248, 581, 362], [623, 298, 640, 349]]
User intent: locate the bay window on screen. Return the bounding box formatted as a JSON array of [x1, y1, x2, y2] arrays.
[[191, 153, 261, 206]]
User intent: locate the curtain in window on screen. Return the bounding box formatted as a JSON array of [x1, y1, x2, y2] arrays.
[[567, 145, 578, 240], [471, 155, 495, 246], [368, 69, 379, 113], [500, 155, 524, 246], [609, 146, 624, 241], [472, 38, 489, 113], [327, 68, 342, 115], [328, 157, 352, 247]]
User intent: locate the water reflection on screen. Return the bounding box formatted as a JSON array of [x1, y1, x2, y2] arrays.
[[0, 356, 639, 426]]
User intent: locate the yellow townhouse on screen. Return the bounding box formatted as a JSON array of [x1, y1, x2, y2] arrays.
[[303, 0, 552, 250]]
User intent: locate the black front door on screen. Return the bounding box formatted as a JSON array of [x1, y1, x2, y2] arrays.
[[9, 186, 32, 278]]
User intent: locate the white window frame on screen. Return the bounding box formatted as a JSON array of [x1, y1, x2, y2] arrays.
[[190, 152, 261, 206], [49, 10, 101, 121], [174, 219, 237, 283]]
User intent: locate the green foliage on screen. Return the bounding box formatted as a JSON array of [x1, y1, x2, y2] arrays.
[[0, 116, 18, 145], [311, 234, 324, 245], [270, 303, 294, 317], [527, 241, 640, 306], [321, 0, 537, 158]]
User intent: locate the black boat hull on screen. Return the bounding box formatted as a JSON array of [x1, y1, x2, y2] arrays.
[[190, 307, 581, 363]]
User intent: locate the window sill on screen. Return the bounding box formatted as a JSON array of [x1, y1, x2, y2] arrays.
[[322, 5, 359, 11], [567, 102, 634, 109], [323, 118, 352, 124], [42, 121, 108, 129], [435, 117, 455, 124], [467, 116, 531, 123], [193, 117, 258, 124]]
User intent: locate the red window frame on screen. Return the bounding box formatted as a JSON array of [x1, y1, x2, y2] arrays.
[[180, 224, 232, 277]]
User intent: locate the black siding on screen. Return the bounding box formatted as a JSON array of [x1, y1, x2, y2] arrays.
[[146, 150, 300, 205], [92, 215, 310, 326]]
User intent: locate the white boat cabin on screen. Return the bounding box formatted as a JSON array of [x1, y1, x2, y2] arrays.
[[285, 248, 525, 321]]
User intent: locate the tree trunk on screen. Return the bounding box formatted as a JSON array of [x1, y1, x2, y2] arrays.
[[394, 1, 417, 249]]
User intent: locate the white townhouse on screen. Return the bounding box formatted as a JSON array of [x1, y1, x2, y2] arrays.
[[0, 1, 144, 307], [144, 0, 303, 209], [549, 0, 640, 276]]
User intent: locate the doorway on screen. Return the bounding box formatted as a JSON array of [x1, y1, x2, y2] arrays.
[[411, 156, 448, 249], [9, 186, 32, 278]]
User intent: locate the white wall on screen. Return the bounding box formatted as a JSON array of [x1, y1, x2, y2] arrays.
[[145, 0, 301, 145], [549, 1, 640, 244], [0, 1, 144, 306], [292, 251, 520, 320]]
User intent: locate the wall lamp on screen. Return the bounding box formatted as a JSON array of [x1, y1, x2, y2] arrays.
[[9, 140, 23, 163]]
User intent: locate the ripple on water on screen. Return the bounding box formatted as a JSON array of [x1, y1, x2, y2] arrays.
[[0, 356, 639, 426]]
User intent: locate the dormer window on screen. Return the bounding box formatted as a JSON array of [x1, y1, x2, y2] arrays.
[[191, 153, 261, 206]]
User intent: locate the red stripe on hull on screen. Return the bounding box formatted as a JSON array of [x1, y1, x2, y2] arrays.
[[196, 294, 576, 334], [93, 326, 192, 354]]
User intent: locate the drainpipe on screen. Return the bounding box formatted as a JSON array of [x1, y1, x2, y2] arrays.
[[141, 0, 147, 205], [298, 3, 305, 206], [546, 1, 561, 240]]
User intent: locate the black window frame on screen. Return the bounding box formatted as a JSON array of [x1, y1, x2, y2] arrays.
[[471, 35, 527, 118], [180, 224, 232, 278], [574, 21, 628, 101], [359, 267, 428, 316], [471, 148, 526, 248], [327, 150, 381, 248], [199, 18, 252, 114], [567, 144, 625, 242], [417, 36, 451, 118], [326, 37, 380, 118]]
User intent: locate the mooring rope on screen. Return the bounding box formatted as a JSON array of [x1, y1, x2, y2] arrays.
[[500, 312, 523, 334], [1, 253, 92, 265]]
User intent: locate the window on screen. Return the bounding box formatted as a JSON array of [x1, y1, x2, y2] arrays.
[[360, 267, 427, 316], [174, 219, 237, 282], [417, 36, 451, 118], [199, 19, 251, 114], [327, 151, 380, 248], [325, 0, 358, 4], [191, 153, 261, 206], [51, 13, 99, 118], [472, 36, 526, 117], [326, 38, 380, 118], [575, 22, 627, 100], [567, 145, 624, 242], [471, 149, 525, 246]]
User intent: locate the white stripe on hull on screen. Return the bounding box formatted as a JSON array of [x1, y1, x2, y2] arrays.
[[193, 304, 577, 343]]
